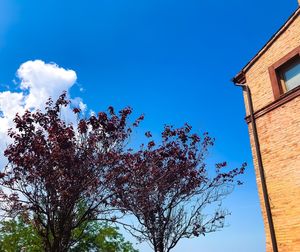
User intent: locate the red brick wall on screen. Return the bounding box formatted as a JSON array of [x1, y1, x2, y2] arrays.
[[243, 13, 300, 252]]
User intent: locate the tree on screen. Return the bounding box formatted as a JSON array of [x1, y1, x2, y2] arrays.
[[110, 124, 246, 252], [0, 216, 138, 252], [0, 92, 143, 252], [0, 215, 42, 252], [70, 221, 138, 252]]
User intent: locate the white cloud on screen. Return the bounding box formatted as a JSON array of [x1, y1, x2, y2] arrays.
[[18, 60, 77, 110], [0, 91, 24, 119], [0, 60, 86, 170], [0, 91, 25, 168]]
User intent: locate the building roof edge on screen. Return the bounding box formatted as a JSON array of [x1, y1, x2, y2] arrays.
[[232, 7, 300, 83]]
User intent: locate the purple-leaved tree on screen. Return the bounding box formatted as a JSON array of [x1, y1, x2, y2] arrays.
[[0, 92, 143, 252], [109, 124, 246, 252]]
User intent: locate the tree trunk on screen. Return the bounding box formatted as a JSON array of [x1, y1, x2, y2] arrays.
[[44, 226, 71, 252], [157, 240, 165, 252]]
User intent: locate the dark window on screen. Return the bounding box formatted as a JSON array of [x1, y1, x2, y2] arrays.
[[277, 57, 300, 92], [269, 46, 300, 99]]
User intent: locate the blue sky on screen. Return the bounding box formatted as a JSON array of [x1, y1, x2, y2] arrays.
[[0, 0, 298, 251]]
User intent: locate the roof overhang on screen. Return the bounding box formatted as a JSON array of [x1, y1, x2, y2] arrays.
[[232, 6, 300, 83]]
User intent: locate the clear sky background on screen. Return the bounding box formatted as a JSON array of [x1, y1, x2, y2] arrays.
[[0, 0, 298, 251]]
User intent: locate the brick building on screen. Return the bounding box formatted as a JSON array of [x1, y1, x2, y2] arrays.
[[232, 4, 300, 252]]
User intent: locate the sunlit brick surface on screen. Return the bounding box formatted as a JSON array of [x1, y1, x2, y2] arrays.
[[243, 12, 300, 252]]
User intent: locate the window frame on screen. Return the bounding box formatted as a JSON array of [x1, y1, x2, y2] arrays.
[[268, 45, 300, 99]]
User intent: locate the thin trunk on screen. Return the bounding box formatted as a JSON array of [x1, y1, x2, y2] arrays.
[[157, 238, 165, 252]]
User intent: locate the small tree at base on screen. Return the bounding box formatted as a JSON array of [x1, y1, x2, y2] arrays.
[[0, 215, 138, 252], [110, 124, 246, 252]]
